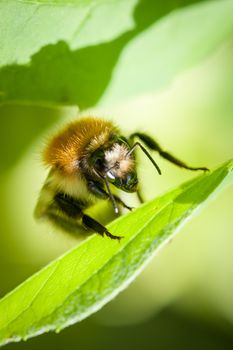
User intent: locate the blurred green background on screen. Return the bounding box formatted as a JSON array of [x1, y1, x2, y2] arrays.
[[0, 0, 233, 349]]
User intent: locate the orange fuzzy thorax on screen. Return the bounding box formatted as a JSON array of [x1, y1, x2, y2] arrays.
[[43, 117, 118, 174]]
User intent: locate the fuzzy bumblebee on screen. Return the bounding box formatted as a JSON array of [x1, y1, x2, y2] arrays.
[[35, 117, 208, 240]]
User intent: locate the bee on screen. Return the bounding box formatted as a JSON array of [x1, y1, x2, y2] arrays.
[[34, 116, 208, 240]]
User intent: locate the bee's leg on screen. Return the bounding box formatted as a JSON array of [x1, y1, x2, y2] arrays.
[[113, 195, 134, 211], [130, 132, 209, 172], [54, 192, 122, 240], [136, 188, 145, 204], [54, 192, 83, 218], [82, 214, 122, 241], [87, 181, 133, 212], [88, 180, 118, 214]]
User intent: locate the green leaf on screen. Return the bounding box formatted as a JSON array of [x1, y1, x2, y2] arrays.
[[0, 104, 62, 172], [0, 160, 232, 346], [0, 0, 137, 66], [1, 0, 232, 108], [0, 0, 138, 108], [100, 0, 233, 106]]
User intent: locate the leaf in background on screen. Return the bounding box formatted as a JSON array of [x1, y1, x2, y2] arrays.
[[100, 0, 233, 106], [0, 0, 230, 108], [0, 0, 137, 171], [0, 160, 232, 346], [0, 105, 63, 172], [0, 0, 138, 108], [0, 0, 137, 66]]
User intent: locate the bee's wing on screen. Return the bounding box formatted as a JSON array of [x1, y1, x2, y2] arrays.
[[34, 169, 55, 220]]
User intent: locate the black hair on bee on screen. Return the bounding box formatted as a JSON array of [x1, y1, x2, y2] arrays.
[[34, 116, 208, 240]]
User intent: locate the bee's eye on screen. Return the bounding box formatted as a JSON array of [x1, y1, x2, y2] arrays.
[[91, 150, 105, 170], [95, 158, 103, 168]]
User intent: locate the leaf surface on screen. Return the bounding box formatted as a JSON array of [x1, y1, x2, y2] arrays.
[[0, 0, 137, 66], [101, 0, 233, 105], [0, 160, 232, 346], [1, 0, 233, 108]]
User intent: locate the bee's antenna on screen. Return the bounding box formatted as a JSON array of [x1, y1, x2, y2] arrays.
[[127, 142, 162, 175], [103, 176, 119, 214]]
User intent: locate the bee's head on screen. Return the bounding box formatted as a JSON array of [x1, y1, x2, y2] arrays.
[[91, 143, 138, 193], [110, 171, 138, 193]]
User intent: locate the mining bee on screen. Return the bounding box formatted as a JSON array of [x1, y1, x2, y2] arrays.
[[34, 117, 208, 240]]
